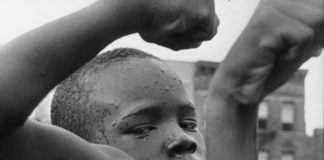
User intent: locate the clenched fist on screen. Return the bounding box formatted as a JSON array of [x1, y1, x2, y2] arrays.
[[211, 0, 324, 104], [137, 0, 219, 50]]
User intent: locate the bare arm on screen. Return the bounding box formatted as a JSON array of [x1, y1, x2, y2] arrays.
[[0, 0, 140, 137], [0, 0, 218, 137], [205, 0, 324, 159], [0, 119, 134, 160], [0, 0, 217, 159]]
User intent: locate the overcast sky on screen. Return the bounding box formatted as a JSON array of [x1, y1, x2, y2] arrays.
[[0, 0, 323, 135]]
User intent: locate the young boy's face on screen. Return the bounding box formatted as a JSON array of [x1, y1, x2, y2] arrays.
[[90, 58, 206, 160]]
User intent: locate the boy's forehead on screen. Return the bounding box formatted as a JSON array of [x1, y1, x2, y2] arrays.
[[90, 58, 191, 111]]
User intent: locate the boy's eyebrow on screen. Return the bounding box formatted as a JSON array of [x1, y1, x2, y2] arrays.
[[121, 105, 163, 120], [121, 103, 195, 120]]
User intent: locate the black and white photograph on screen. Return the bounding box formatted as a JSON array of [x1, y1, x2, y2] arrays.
[[0, 0, 323, 160]]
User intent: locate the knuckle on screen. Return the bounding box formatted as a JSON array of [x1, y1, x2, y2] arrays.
[[204, 18, 219, 40], [204, 32, 214, 41], [315, 11, 324, 27], [302, 27, 315, 42], [189, 42, 202, 48], [259, 30, 281, 49], [171, 46, 183, 51], [307, 28, 316, 40], [208, 24, 218, 40], [194, 15, 218, 41]]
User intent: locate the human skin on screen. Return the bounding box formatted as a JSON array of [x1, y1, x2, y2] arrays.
[[1, 0, 324, 159], [0, 0, 218, 137], [206, 0, 324, 160], [0, 0, 217, 159], [88, 58, 206, 160]]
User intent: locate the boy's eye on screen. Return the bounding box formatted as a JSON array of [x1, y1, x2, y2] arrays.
[[180, 119, 197, 131], [123, 124, 156, 136]]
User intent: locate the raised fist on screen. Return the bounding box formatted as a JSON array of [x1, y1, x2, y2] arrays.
[[138, 0, 219, 50], [213, 0, 324, 104]]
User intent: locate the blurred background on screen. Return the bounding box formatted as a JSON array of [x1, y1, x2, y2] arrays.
[[1, 0, 323, 160]]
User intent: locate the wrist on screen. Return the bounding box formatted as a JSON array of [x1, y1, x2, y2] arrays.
[[92, 0, 145, 36], [97, 0, 150, 33], [209, 65, 264, 105], [212, 27, 274, 104]]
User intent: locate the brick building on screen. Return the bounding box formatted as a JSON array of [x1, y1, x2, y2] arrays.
[[166, 60, 323, 160]]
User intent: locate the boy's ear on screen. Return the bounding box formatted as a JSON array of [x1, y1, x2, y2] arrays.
[[92, 143, 135, 160]]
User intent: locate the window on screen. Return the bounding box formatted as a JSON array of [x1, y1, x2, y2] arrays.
[[258, 151, 269, 160], [281, 152, 294, 160], [258, 101, 269, 129], [281, 102, 295, 131]]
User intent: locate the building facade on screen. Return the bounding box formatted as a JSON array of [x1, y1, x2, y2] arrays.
[[166, 60, 323, 160]]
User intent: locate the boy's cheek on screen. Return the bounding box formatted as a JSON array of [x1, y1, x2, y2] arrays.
[[195, 131, 207, 157], [111, 135, 163, 159]]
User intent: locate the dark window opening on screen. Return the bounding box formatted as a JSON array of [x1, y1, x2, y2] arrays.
[[282, 123, 294, 131], [258, 119, 267, 130]]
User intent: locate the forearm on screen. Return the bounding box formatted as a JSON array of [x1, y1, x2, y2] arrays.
[[204, 22, 269, 160], [205, 74, 258, 160], [1, 0, 141, 87], [0, 0, 141, 136], [205, 0, 324, 159]]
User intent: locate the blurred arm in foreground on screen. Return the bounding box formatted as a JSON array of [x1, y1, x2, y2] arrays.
[[206, 0, 324, 160]]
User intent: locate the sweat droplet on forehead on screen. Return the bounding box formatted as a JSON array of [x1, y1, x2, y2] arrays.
[[91, 58, 191, 121], [112, 120, 116, 127], [160, 69, 165, 73]]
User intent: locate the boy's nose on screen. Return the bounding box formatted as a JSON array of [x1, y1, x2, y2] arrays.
[[166, 135, 197, 157]]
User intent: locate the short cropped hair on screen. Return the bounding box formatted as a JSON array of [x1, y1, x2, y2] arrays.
[[51, 48, 159, 142]]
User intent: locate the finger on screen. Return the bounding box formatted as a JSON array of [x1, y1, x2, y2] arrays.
[[312, 47, 323, 57], [264, 39, 319, 95], [279, 23, 315, 60], [140, 31, 168, 45], [259, 11, 316, 58], [275, 0, 324, 51], [161, 40, 202, 51], [288, 0, 324, 9], [160, 17, 186, 35], [159, 37, 202, 51], [140, 17, 187, 44], [275, 0, 324, 28], [263, 61, 302, 95], [162, 11, 219, 43], [264, 48, 306, 95], [190, 14, 219, 41]]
